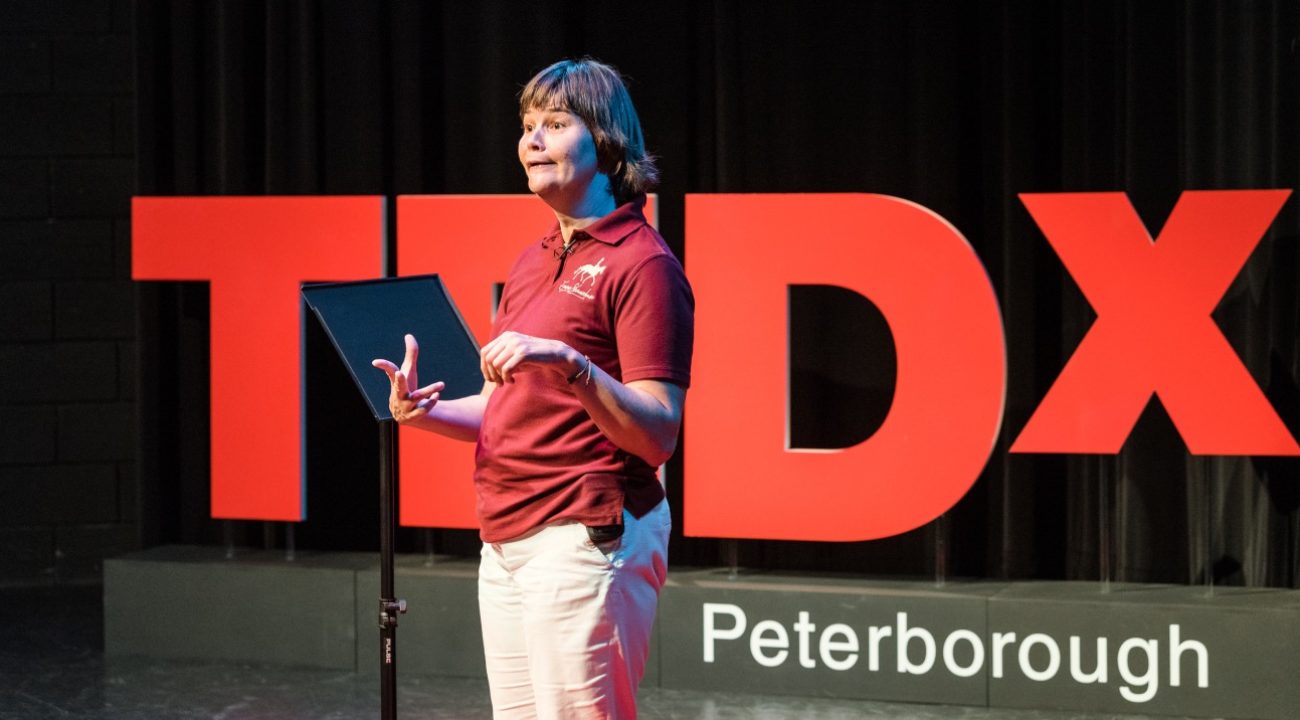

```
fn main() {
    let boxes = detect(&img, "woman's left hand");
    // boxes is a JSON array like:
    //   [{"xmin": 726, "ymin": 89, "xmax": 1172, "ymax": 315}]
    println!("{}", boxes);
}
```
[{"xmin": 480, "ymin": 331, "xmax": 577, "ymax": 384}]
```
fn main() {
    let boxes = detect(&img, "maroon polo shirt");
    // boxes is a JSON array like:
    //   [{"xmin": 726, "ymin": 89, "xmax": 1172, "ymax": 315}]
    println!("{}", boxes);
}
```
[{"xmin": 474, "ymin": 196, "xmax": 694, "ymax": 543}]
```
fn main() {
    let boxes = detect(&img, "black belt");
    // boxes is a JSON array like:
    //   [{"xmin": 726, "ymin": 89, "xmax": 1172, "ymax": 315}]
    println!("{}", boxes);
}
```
[{"xmin": 586, "ymin": 523, "xmax": 624, "ymax": 543}]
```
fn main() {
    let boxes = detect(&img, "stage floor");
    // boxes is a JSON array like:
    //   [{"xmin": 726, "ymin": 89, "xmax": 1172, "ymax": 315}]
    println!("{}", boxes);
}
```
[{"xmin": 2, "ymin": 584, "xmax": 1196, "ymax": 720}]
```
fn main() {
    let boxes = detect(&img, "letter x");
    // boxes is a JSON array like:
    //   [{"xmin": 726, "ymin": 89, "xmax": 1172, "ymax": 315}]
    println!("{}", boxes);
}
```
[{"xmin": 1012, "ymin": 190, "xmax": 1299, "ymax": 455}]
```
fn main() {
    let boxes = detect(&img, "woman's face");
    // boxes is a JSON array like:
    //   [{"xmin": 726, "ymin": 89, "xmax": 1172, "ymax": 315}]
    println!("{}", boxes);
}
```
[{"xmin": 518, "ymin": 106, "xmax": 602, "ymax": 203}]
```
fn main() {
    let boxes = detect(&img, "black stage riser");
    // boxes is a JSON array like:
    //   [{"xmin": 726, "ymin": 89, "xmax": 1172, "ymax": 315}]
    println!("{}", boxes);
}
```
[{"xmin": 106, "ymin": 547, "xmax": 1298, "ymax": 720}]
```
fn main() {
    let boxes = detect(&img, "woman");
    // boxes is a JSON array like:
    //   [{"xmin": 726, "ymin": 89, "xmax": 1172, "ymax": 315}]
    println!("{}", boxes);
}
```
[{"xmin": 372, "ymin": 58, "xmax": 693, "ymax": 719}]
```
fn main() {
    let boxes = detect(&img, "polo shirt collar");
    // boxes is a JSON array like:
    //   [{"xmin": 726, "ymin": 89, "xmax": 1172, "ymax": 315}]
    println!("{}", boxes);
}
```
[{"xmin": 539, "ymin": 195, "xmax": 648, "ymax": 251}]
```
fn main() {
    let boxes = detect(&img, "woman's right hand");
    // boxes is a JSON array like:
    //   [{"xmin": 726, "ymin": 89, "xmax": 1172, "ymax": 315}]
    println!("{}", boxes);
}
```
[{"xmin": 371, "ymin": 334, "xmax": 446, "ymax": 424}]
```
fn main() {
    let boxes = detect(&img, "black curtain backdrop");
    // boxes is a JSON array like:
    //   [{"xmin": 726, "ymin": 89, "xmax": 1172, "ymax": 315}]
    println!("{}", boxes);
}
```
[{"xmin": 134, "ymin": 0, "xmax": 1300, "ymax": 587}]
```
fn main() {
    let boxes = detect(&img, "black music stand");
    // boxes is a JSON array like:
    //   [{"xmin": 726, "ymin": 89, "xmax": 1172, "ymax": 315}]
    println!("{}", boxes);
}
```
[{"xmin": 302, "ymin": 275, "xmax": 481, "ymax": 720}]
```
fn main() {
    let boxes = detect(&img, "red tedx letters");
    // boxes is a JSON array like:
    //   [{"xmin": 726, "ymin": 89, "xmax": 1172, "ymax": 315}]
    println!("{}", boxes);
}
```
[{"xmin": 131, "ymin": 191, "xmax": 1299, "ymax": 538}]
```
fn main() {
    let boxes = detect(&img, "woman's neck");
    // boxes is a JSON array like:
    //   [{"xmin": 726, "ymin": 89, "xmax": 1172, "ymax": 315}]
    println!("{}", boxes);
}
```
[{"xmin": 549, "ymin": 175, "xmax": 618, "ymax": 244}]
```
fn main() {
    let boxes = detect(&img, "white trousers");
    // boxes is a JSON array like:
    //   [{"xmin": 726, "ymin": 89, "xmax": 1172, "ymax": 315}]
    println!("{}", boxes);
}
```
[{"xmin": 478, "ymin": 499, "xmax": 670, "ymax": 720}]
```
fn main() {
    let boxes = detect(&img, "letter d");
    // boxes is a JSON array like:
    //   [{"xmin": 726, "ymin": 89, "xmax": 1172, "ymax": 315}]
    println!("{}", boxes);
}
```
[{"xmin": 684, "ymin": 194, "xmax": 1005, "ymax": 541}]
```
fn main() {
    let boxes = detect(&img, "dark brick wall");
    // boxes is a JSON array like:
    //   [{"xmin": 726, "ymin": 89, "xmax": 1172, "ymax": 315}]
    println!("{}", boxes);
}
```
[{"xmin": 0, "ymin": 0, "xmax": 138, "ymax": 585}]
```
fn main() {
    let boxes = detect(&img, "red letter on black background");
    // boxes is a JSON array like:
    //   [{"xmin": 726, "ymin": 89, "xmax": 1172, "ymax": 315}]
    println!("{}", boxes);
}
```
[
  {"xmin": 1012, "ymin": 190, "xmax": 1299, "ymax": 456},
  {"xmin": 133, "ymin": 197, "xmax": 384, "ymax": 520},
  {"xmin": 684, "ymin": 194, "xmax": 1006, "ymax": 541}
]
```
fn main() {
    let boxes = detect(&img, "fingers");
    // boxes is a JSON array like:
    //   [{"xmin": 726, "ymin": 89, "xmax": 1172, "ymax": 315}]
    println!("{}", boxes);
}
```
[
  {"xmin": 480, "ymin": 338, "xmax": 503, "ymax": 384},
  {"xmin": 413, "ymin": 392, "xmax": 441, "ymax": 414},
  {"xmin": 409, "ymin": 381, "xmax": 445, "ymax": 401},
  {"xmin": 373, "ymin": 358, "xmax": 409, "ymax": 400},
  {"xmin": 482, "ymin": 332, "xmax": 525, "ymax": 384},
  {"xmin": 401, "ymin": 334, "xmax": 419, "ymax": 373},
  {"xmin": 386, "ymin": 371, "xmax": 425, "ymax": 422},
  {"xmin": 479, "ymin": 332, "xmax": 559, "ymax": 384},
  {"xmin": 382, "ymin": 369, "xmax": 411, "ymax": 409},
  {"xmin": 377, "ymin": 337, "xmax": 440, "ymax": 424},
  {"xmin": 373, "ymin": 358, "xmax": 413, "ymax": 393},
  {"xmin": 479, "ymin": 343, "xmax": 522, "ymax": 384},
  {"xmin": 499, "ymin": 352, "xmax": 524, "ymax": 384},
  {"xmin": 485, "ymin": 347, "xmax": 514, "ymax": 384},
  {"xmin": 479, "ymin": 349, "xmax": 492, "ymax": 383},
  {"xmin": 400, "ymin": 392, "xmax": 436, "ymax": 418},
  {"xmin": 401, "ymin": 334, "xmax": 420, "ymax": 388}
]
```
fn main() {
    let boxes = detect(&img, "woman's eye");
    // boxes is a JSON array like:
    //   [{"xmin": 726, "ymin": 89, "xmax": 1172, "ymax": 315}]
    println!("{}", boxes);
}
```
[{"xmin": 550, "ymin": 121, "xmax": 565, "ymax": 130}]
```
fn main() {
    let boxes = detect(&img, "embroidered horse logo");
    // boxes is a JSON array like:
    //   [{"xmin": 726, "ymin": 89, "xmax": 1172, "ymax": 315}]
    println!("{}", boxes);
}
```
[
  {"xmin": 574, "ymin": 258, "xmax": 607, "ymax": 285},
  {"xmin": 561, "ymin": 257, "xmax": 607, "ymax": 299}
]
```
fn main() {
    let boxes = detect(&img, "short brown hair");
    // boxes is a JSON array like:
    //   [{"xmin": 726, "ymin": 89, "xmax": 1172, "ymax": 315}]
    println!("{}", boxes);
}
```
[{"xmin": 519, "ymin": 58, "xmax": 659, "ymax": 205}]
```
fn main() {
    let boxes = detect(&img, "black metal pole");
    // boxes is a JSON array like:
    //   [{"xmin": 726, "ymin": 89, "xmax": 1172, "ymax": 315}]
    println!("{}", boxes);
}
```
[
  {"xmin": 1100, "ymin": 455, "xmax": 1112, "ymax": 594},
  {"xmin": 378, "ymin": 419, "xmax": 405, "ymax": 720},
  {"xmin": 932, "ymin": 512, "xmax": 948, "ymax": 588}
]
